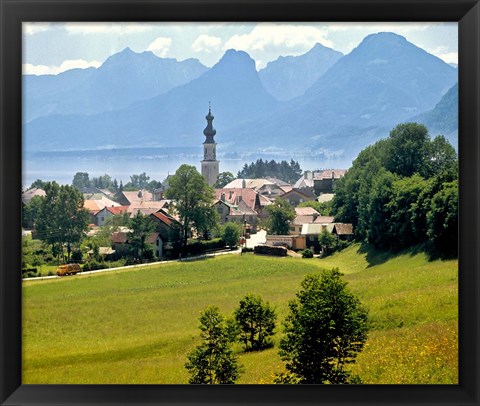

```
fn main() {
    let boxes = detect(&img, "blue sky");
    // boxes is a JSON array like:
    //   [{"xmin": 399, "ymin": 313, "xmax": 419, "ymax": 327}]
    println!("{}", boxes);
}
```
[{"xmin": 23, "ymin": 22, "xmax": 458, "ymax": 75}]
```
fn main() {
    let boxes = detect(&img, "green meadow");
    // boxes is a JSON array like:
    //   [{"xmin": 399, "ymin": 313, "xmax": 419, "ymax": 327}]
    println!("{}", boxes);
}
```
[{"xmin": 22, "ymin": 244, "xmax": 458, "ymax": 384}]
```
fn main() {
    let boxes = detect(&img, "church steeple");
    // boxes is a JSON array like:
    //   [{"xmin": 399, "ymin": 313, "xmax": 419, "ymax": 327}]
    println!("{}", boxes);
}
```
[
  {"xmin": 201, "ymin": 102, "xmax": 220, "ymax": 187},
  {"xmin": 203, "ymin": 102, "xmax": 217, "ymax": 144}
]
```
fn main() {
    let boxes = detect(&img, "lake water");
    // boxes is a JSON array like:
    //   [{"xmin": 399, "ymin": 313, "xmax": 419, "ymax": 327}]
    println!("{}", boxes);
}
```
[{"xmin": 22, "ymin": 148, "xmax": 352, "ymax": 188}]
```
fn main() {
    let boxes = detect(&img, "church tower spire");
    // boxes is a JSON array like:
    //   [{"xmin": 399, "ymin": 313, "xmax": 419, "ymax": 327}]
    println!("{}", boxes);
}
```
[{"xmin": 201, "ymin": 103, "xmax": 220, "ymax": 187}]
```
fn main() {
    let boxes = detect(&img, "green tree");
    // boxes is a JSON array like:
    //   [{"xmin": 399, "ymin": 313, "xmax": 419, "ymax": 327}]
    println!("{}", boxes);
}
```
[
  {"xmin": 164, "ymin": 165, "xmax": 216, "ymax": 249},
  {"xmin": 35, "ymin": 182, "xmax": 90, "ymax": 263},
  {"xmin": 194, "ymin": 205, "xmax": 219, "ymax": 240},
  {"xmin": 22, "ymin": 195, "xmax": 43, "ymax": 229},
  {"xmin": 29, "ymin": 179, "xmax": 47, "ymax": 189},
  {"xmin": 279, "ymin": 269, "xmax": 368, "ymax": 384},
  {"xmin": 385, "ymin": 174, "xmax": 428, "ymax": 249},
  {"xmin": 125, "ymin": 172, "xmax": 150, "ymax": 189},
  {"xmin": 185, "ymin": 306, "xmax": 242, "ymax": 384},
  {"xmin": 424, "ymin": 135, "xmax": 458, "ymax": 178},
  {"xmin": 222, "ymin": 222, "xmax": 242, "ymax": 248},
  {"xmin": 234, "ymin": 294, "xmax": 276, "ymax": 352},
  {"xmin": 427, "ymin": 180, "xmax": 458, "ymax": 257},
  {"xmin": 72, "ymin": 172, "xmax": 91, "ymax": 189},
  {"xmin": 265, "ymin": 198, "xmax": 295, "ymax": 235},
  {"xmin": 384, "ymin": 122, "xmax": 430, "ymax": 177},
  {"xmin": 362, "ymin": 169, "xmax": 397, "ymax": 249},
  {"xmin": 215, "ymin": 172, "xmax": 235, "ymax": 188},
  {"xmin": 91, "ymin": 174, "xmax": 112, "ymax": 189},
  {"xmin": 318, "ymin": 229, "xmax": 336, "ymax": 256},
  {"xmin": 128, "ymin": 212, "xmax": 155, "ymax": 259}
]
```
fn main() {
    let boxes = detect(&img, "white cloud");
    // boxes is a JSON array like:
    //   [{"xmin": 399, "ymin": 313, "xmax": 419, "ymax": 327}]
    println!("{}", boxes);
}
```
[
  {"xmin": 147, "ymin": 37, "xmax": 172, "ymax": 57},
  {"xmin": 64, "ymin": 23, "xmax": 152, "ymax": 35},
  {"xmin": 23, "ymin": 59, "xmax": 101, "ymax": 75},
  {"xmin": 192, "ymin": 35, "xmax": 222, "ymax": 53},
  {"xmin": 23, "ymin": 23, "xmax": 52, "ymax": 36},
  {"xmin": 436, "ymin": 52, "xmax": 458, "ymax": 65},
  {"xmin": 224, "ymin": 23, "xmax": 332, "ymax": 56}
]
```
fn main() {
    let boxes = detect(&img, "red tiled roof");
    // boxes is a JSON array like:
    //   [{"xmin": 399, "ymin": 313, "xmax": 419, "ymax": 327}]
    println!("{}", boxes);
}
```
[
  {"xmin": 215, "ymin": 188, "xmax": 258, "ymax": 211},
  {"xmin": 151, "ymin": 211, "xmax": 177, "ymax": 226},
  {"xmin": 106, "ymin": 206, "xmax": 129, "ymax": 215}
]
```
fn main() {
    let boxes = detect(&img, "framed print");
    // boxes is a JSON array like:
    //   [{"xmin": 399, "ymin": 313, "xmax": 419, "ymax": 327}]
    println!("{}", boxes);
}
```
[{"xmin": 1, "ymin": 0, "xmax": 479, "ymax": 405}]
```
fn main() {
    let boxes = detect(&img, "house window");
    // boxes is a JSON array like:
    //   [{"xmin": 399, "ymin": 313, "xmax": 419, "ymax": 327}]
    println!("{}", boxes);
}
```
[
  {"xmin": 100, "ymin": 216, "xmax": 105, "ymax": 222},
  {"xmin": 290, "ymin": 227, "xmax": 295, "ymax": 232},
  {"xmin": 156, "ymin": 239, "xmax": 159, "ymax": 246}
]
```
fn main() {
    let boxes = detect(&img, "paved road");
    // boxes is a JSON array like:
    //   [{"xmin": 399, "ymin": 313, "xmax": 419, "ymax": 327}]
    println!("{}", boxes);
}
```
[
  {"xmin": 22, "ymin": 248, "xmax": 242, "ymax": 282},
  {"xmin": 245, "ymin": 229, "xmax": 266, "ymax": 248}
]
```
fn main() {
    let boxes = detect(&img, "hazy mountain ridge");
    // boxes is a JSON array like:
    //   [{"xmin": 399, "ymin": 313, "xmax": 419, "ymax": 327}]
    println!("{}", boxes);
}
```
[
  {"xmin": 221, "ymin": 32, "xmax": 457, "ymax": 159},
  {"xmin": 24, "ymin": 33, "xmax": 458, "ymax": 165},
  {"xmin": 24, "ymin": 49, "xmax": 281, "ymax": 152},
  {"xmin": 412, "ymin": 82, "xmax": 458, "ymax": 146},
  {"xmin": 24, "ymin": 47, "xmax": 208, "ymax": 122},
  {"xmin": 258, "ymin": 43, "xmax": 344, "ymax": 101}
]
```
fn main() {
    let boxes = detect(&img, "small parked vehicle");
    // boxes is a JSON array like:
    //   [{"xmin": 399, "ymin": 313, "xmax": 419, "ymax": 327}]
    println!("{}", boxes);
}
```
[{"xmin": 56, "ymin": 263, "xmax": 81, "ymax": 276}]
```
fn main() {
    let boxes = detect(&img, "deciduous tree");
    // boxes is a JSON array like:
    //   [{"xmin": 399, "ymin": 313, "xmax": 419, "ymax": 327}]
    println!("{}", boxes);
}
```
[
  {"xmin": 279, "ymin": 269, "xmax": 368, "ymax": 384},
  {"xmin": 265, "ymin": 198, "xmax": 295, "ymax": 235},
  {"xmin": 234, "ymin": 294, "xmax": 276, "ymax": 351},
  {"xmin": 35, "ymin": 182, "xmax": 90, "ymax": 263},
  {"xmin": 185, "ymin": 306, "xmax": 242, "ymax": 384},
  {"xmin": 164, "ymin": 165, "xmax": 216, "ymax": 249}
]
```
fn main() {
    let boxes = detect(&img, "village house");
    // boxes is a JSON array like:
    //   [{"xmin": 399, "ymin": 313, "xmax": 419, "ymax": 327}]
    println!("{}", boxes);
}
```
[
  {"xmin": 83, "ymin": 197, "xmax": 121, "ymax": 225},
  {"xmin": 149, "ymin": 209, "xmax": 181, "ymax": 247},
  {"xmin": 222, "ymin": 178, "xmax": 289, "ymax": 199},
  {"xmin": 115, "ymin": 189, "xmax": 155, "ymax": 206},
  {"xmin": 332, "ymin": 223, "xmax": 354, "ymax": 240},
  {"xmin": 213, "ymin": 197, "xmax": 259, "ymax": 234},
  {"xmin": 22, "ymin": 187, "xmax": 46, "ymax": 204},
  {"xmin": 111, "ymin": 231, "xmax": 164, "ymax": 258},
  {"xmin": 288, "ymin": 207, "xmax": 321, "ymax": 235},
  {"xmin": 95, "ymin": 205, "xmax": 129, "ymax": 227},
  {"xmin": 215, "ymin": 188, "xmax": 262, "ymax": 215},
  {"xmin": 127, "ymin": 200, "xmax": 170, "ymax": 217},
  {"xmin": 294, "ymin": 169, "xmax": 347, "ymax": 195},
  {"xmin": 280, "ymin": 188, "xmax": 317, "ymax": 207}
]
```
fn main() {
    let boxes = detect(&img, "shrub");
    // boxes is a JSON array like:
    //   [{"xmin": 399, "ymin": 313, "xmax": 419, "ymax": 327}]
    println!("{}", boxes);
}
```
[
  {"xmin": 254, "ymin": 245, "xmax": 287, "ymax": 257},
  {"xmin": 302, "ymin": 249, "xmax": 313, "ymax": 258},
  {"xmin": 83, "ymin": 261, "xmax": 106, "ymax": 271},
  {"xmin": 234, "ymin": 294, "xmax": 277, "ymax": 352},
  {"xmin": 222, "ymin": 222, "xmax": 243, "ymax": 248},
  {"xmin": 71, "ymin": 250, "xmax": 83, "ymax": 262}
]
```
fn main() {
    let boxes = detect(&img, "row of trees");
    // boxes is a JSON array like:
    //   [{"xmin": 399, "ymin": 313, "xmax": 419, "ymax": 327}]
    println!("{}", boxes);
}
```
[
  {"xmin": 333, "ymin": 123, "xmax": 458, "ymax": 257},
  {"xmin": 186, "ymin": 269, "xmax": 368, "ymax": 384},
  {"xmin": 71, "ymin": 171, "xmax": 163, "ymax": 193},
  {"xmin": 237, "ymin": 159, "xmax": 302, "ymax": 183}
]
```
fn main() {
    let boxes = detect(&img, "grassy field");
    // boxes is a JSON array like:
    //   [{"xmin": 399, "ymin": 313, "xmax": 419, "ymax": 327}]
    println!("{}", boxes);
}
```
[{"xmin": 22, "ymin": 244, "xmax": 458, "ymax": 384}]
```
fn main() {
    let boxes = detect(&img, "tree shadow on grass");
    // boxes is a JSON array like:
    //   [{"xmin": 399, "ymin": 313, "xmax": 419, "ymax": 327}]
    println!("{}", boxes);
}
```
[
  {"xmin": 356, "ymin": 242, "xmax": 426, "ymax": 268},
  {"xmin": 356, "ymin": 241, "xmax": 451, "ymax": 268}
]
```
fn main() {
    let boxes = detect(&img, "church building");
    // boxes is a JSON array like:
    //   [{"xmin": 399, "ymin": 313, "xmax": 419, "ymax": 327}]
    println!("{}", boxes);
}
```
[{"xmin": 201, "ymin": 105, "xmax": 219, "ymax": 187}]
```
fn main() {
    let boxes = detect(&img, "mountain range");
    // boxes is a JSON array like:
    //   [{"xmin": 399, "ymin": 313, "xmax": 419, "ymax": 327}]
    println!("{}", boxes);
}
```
[
  {"xmin": 258, "ymin": 43, "xmax": 344, "ymax": 101},
  {"xmin": 24, "ymin": 48, "xmax": 208, "ymax": 122},
  {"xmin": 24, "ymin": 32, "xmax": 458, "ymax": 165}
]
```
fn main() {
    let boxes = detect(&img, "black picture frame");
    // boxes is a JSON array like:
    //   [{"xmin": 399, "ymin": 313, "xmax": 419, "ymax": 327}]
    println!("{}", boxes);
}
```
[{"xmin": 1, "ymin": 0, "xmax": 479, "ymax": 405}]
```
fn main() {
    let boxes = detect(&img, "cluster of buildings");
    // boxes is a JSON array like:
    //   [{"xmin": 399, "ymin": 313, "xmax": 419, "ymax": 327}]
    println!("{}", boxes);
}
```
[{"xmin": 22, "ymin": 106, "xmax": 353, "ymax": 259}]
